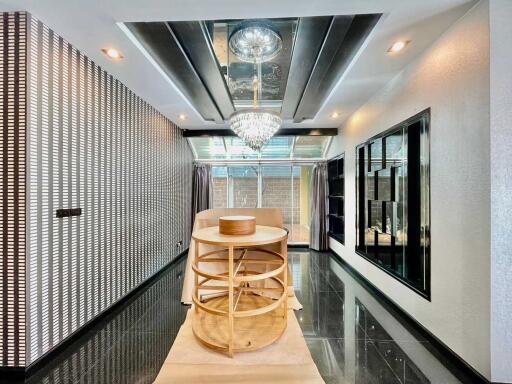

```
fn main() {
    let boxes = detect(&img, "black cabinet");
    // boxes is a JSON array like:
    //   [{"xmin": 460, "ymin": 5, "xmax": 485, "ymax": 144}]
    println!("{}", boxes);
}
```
[{"xmin": 327, "ymin": 155, "xmax": 345, "ymax": 244}]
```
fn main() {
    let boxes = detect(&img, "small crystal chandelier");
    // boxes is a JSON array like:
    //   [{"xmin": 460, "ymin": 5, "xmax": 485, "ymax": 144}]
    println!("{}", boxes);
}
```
[{"xmin": 228, "ymin": 21, "xmax": 283, "ymax": 151}]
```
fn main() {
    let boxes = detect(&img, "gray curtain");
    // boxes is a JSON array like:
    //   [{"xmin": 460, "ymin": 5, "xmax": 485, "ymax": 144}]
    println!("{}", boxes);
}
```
[
  {"xmin": 192, "ymin": 164, "xmax": 213, "ymax": 225},
  {"xmin": 310, "ymin": 162, "xmax": 329, "ymax": 251}
]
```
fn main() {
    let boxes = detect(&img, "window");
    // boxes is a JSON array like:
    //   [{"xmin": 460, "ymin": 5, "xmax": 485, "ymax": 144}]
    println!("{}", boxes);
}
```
[
  {"xmin": 355, "ymin": 110, "xmax": 430, "ymax": 298},
  {"xmin": 261, "ymin": 166, "xmax": 293, "ymax": 220},
  {"xmin": 229, "ymin": 166, "xmax": 258, "ymax": 208},
  {"xmin": 189, "ymin": 137, "xmax": 227, "ymax": 159},
  {"xmin": 188, "ymin": 135, "xmax": 330, "ymax": 160},
  {"xmin": 293, "ymin": 136, "xmax": 330, "ymax": 158},
  {"xmin": 211, "ymin": 164, "xmax": 312, "ymax": 244},
  {"xmin": 191, "ymin": 134, "xmax": 330, "ymax": 245},
  {"xmin": 212, "ymin": 167, "xmax": 228, "ymax": 208}
]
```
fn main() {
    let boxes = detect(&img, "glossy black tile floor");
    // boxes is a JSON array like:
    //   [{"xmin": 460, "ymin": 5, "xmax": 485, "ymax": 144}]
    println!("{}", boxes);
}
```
[{"xmin": 10, "ymin": 249, "xmax": 472, "ymax": 384}]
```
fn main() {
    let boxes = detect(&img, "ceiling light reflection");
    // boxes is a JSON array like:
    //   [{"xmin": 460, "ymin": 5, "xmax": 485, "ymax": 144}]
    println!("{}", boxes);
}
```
[
  {"xmin": 102, "ymin": 47, "xmax": 123, "ymax": 60},
  {"xmin": 388, "ymin": 40, "xmax": 409, "ymax": 53}
]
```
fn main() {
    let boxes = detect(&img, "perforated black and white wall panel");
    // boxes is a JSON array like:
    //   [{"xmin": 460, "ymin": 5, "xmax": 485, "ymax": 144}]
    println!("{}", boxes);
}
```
[
  {"xmin": 0, "ymin": 11, "xmax": 27, "ymax": 367},
  {"xmin": 24, "ymin": 14, "xmax": 193, "ymax": 365},
  {"xmin": 0, "ymin": 11, "xmax": 193, "ymax": 367}
]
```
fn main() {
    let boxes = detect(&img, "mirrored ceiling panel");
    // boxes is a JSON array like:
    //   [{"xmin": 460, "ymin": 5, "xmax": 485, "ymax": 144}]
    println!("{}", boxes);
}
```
[
  {"xmin": 206, "ymin": 19, "xmax": 297, "ymax": 110},
  {"xmin": 125, "ymin": 14, "xmax": 380, "ymax": 124}
]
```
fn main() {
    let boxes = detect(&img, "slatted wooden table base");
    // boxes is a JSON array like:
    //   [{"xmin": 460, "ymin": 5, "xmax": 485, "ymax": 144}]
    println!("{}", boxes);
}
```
[{"xmin": 192, "ymin": 225, "xmax": 288, "ymax": 357}]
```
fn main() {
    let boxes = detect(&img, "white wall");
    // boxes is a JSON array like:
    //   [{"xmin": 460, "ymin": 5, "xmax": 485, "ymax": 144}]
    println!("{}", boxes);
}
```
[
  {"xmin": 489, "ymin": 0, "xmax": 512, "ymax": 382},
  {"xmin": 328, "ymin": 1, "xmax": 491, "ymax": 379}
]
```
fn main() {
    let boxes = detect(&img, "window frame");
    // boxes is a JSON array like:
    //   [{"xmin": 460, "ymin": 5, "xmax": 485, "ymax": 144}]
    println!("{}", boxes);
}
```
[{"xmin": 210, "ymin": 161, "xmax": 316, "ymax": 245}]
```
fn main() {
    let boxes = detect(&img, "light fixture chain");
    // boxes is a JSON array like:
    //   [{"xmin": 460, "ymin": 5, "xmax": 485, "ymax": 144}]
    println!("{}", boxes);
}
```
[
  {"xmin": 228, "ymin": 20, "xmax": 283, "ymax": 151},
  {"xmin": 252, "ymin": 60, "xmax": 258, "ymax": 109}
]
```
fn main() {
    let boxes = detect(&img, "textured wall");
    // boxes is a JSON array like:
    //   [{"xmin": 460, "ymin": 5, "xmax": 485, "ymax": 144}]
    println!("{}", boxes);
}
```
[
  {"xmin": 489, "ymin": 1, "xmax": 512, "ymax": 382},
  {"xmin": 328, "ymin": 1, "xmax": 491, "ymax": 379},
  {"xmin": 0, "ymin": 11, "xmax": 27, "ymax": 367},
  {"xmin": 0, "ymin": 11, "xmax": 193, "ymax": 367}
]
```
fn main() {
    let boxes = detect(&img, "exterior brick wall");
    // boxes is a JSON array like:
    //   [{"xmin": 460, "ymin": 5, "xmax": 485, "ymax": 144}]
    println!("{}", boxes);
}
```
[
  {"xmin": 262, "ymin": 177, "xmax": 300, "ymax": 224},
  {"xmin": 233, "ymin": 178, "xmax": 258, "ymax": 208},
  {"xmin": 212, "ymin": 176, "xmax": 300, "ymax": 224},
  {"xmin": 213, "ymin": 178, "xmax": 227, "ymax": 208}
]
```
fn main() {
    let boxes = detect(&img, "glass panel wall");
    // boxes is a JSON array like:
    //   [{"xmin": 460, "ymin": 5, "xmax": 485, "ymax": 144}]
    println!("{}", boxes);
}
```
[
  {"xmin": 212, "ymin": 167, "xmax": 228, "ymax": 208},
  {"xmin": 229, "ymin": 166, "xmax": 259, "ymax": 208},
  {"xmin": 211, "ymin": 164, "xmax": 312, "ymax": 244},
  {"xmin": 260, "ymin": 137, "xmax": 293, "ymax": 158},
  {"xmin": 188, "ymin": 135, "xmax": 329, "ymax": 161},
  {"xmin": 224, "ymin": 137, "xmax": 258, "ymax": 160},
  {"xmin": 261, "ymin": 166, "xmax": 293, "ymax": 218},
  {"xmin": 190, "ymin": 137, "xmax": 227, "ymax": 159},
  {"xmin": 294, "ymin": 165, "xmax": 312, "ymax": 244},
  {"xmin": 293, "ymin": 136, "xmax": 330, "ymax": 158}
]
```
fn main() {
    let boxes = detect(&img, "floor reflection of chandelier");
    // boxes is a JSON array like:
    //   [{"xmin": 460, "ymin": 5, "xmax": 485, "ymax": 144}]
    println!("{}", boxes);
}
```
[{"xmin": 228, "ymin": 21, "xmax": 283, "ymax": 151}]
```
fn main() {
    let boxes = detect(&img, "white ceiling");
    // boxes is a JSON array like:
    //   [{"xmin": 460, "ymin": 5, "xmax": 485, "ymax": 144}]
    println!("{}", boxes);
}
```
[{"xmin": 0, "ymin": 0, "xmax": 476, "ymax": 130}]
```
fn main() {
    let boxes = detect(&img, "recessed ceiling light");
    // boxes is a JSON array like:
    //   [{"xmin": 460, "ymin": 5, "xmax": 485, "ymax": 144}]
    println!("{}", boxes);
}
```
[
  {"xmin": 102, "ymin": 47, "xmax": 124, "ymax": 60},
  {"xmin": 388, "ymin": 40, "xmax": 409, "ymax": 53},
  {"xmin": 179, "ymin": 114, "xmax": 187, "ymax": 120},
  {"xmin": 331, "ymin": 112, "xmax": 340, "ymax": 119}
]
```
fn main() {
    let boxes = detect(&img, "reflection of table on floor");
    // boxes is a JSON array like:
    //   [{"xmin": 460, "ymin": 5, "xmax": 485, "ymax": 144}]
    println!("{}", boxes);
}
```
[{"xmin": 191, "ymin": 225, "xmax": 288, "ymax": 357}]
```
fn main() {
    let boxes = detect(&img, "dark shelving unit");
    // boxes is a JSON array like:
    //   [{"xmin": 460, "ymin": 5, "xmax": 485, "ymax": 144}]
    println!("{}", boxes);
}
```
[{"xmin": 327, "ymin": 154, "xmax": 345, "ymax": 244}]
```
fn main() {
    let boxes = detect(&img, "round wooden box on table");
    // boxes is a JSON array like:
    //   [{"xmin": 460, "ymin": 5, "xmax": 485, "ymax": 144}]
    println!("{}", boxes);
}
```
[
  {"xmin": 191, "ymin": 225, "xmax": 288, "ymax": 357},
  {"xmin": 219, "ymin": 215, "xmax": 256, "ymax": 235}
]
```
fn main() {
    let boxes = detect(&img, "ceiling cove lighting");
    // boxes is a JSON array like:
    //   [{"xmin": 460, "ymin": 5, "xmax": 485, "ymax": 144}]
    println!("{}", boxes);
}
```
[
  {"xmin": 102, "ymin": 47, "xmax": 124, "ymax": 60},
  {"xmin": 228, "ymin": 20, "xmax": 283, "ymax": 151},
  {"xmin": 388, "ymin": 40, "xmax": 410, "ymax": 53},
  {"xmin": 117, "ymin": 22, "xmax": 205, "ymax": 121}
]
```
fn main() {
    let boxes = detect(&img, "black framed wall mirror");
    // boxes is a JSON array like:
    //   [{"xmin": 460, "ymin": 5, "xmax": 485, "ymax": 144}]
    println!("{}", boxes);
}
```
[{"xmin": 355, "ymin": 109, "xmax": 430, "ymax": 298}]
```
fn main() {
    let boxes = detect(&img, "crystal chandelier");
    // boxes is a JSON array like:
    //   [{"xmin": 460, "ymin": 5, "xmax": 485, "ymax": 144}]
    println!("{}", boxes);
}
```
[
  {"xmin": 228, "ymin": 21, "xmax": 283, "ymax": 151},
  {"xmin": 229, "ymin": 107, "xmax": 282, "ymax": 151}
]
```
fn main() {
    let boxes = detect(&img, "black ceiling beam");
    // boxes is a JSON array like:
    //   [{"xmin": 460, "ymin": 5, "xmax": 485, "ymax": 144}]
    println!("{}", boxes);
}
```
[
  {"xmin": 182, "ymin": 128, "xmax": 338, "ymax": 137},
  {"xmin": 124, "ymin": 22, "xmax": 224, "ymax": 123},
  {"xmin": 281, "ymin": 16, "xmax": 332, "ymax": 119},
  {"xmin": 168, "ymin": 21, "xmax": 235, "ymax": 120},
  {"xmin": 293, "ymin": 14, "xmax": 381, "ymax": 123}
]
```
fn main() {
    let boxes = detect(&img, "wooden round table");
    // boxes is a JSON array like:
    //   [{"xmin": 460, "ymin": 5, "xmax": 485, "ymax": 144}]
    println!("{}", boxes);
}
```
[{"xmin": 191, "ymin": 225, "xmax": 288, "ymax": 357}]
